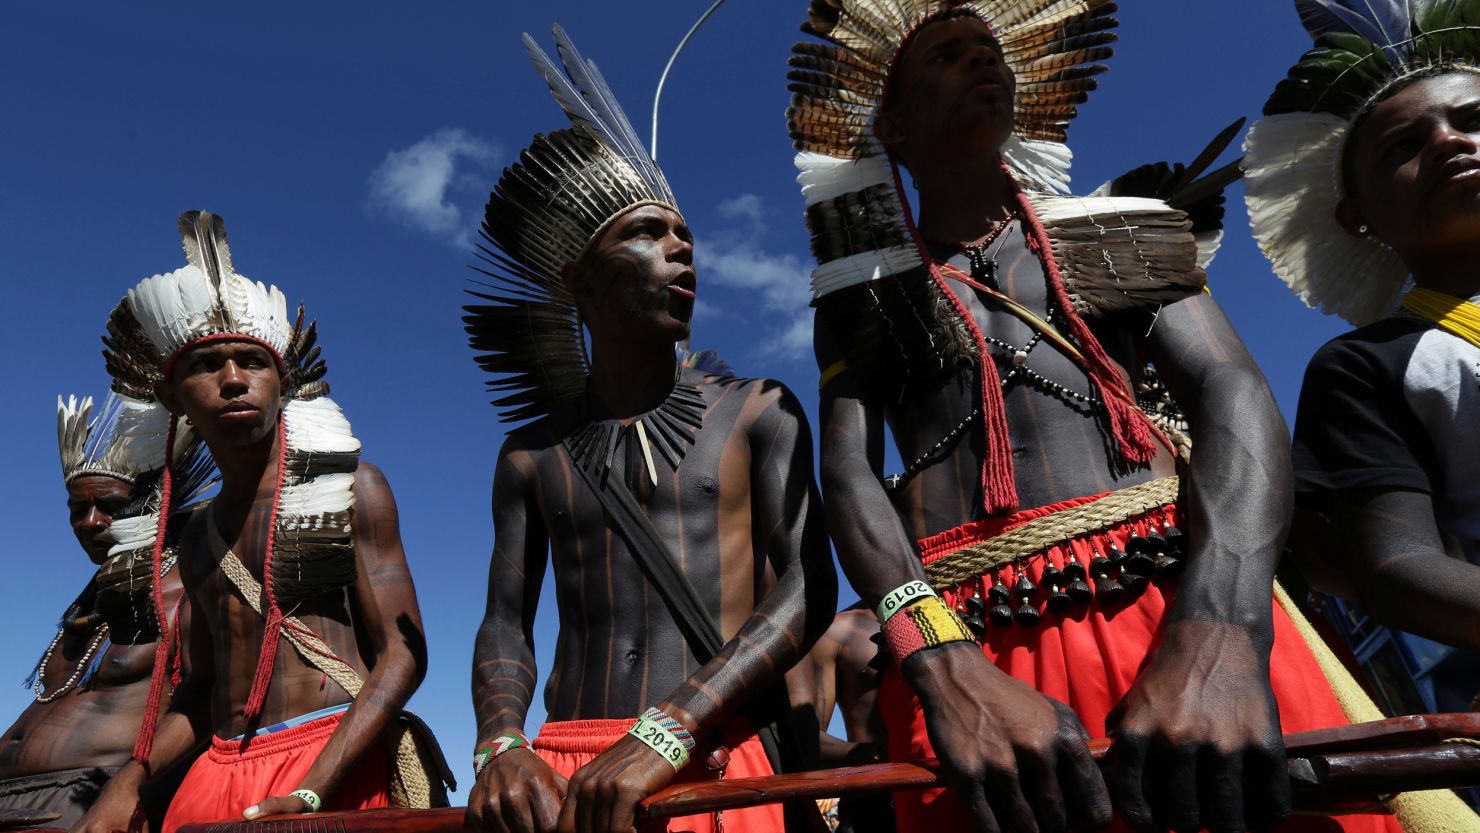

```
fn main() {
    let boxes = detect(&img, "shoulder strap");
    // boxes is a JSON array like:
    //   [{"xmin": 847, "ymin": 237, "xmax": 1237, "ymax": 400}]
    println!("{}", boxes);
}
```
[
  {"xmin": 206, "ymin": 512, "xmax": 365, "ymax": 697},
  {"xmin": 562, "ymin": 443, "xmax": 802, "ymax": 779},
  {"xmin": 564, "ymin": 447, "xmax": 724, "ymax": 660}
]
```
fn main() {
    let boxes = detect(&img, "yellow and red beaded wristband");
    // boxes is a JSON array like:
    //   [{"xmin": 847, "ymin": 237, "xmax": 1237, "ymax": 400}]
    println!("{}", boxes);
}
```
[{"xmin": 881, "ymin": 596, "xmax": 975, "ymax": 665}]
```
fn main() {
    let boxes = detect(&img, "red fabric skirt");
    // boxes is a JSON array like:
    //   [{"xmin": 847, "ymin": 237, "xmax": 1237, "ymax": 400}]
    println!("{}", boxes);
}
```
[
  {"xmin": 883, "ymin": 493, "xmax": 1400, "ymax": 833},
  {"xmin": 161, "ymin": 711, "xmax": 391, "ymax": 833},
  {"xmin": 534, "ymin": 717, "xmax": 783, "ymax": 833}
]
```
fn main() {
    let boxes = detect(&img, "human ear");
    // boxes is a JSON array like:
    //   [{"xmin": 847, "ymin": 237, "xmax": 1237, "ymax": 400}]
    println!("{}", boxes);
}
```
[
  {"xmin": 1335, "ymin": 196, "xmax": 1370, "ymax": 239},
  {"xmin": 874, "ymin": 108, "xmax": 907, "ymax": 152},
  {"xmin": 153, "ymin": 380, "xmax": 182, "ymax": 416}
]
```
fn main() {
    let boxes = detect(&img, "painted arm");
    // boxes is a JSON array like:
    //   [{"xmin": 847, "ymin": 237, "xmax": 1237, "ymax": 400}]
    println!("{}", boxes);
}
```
[
  {"xmin": 246, "ymin": 462, "xmax": 429, "ymax": 818},
  {"xmin": 466, "ymin": 441, "xmax": 566, "ymax": 833},
  {"xmin": 74, "ymin": 558, "xmax": 215, "ymax": 833},
  {"xmin": 813, "ymin": 316, "xmax": 1111, "ymax": 833},
  {"xmin": 559, "ymin": 381, "xmax": 838, "ymax": 833},
  {"xmin": 1113, "ymin": 291, "xmax": 1292, "ymax": 832}
]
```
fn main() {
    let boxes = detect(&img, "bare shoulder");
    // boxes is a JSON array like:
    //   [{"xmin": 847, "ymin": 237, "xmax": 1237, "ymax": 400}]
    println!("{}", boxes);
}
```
[{"xmin": 699, "ymin": 373, "xmax": 808, "ymax": 432}]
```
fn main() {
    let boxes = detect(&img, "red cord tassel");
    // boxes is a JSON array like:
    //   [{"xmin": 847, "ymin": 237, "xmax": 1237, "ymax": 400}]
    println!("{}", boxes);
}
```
[
  {"xmin": 241, "ymin": 416, "xmax": 289, "ymax": 721},
  {"xmin": 1007, "ymin": 167, "xmax": 1159, "ymax": 466},
  {"xmin": 890, "ymin": 158, "xmax": 1020, "ymax": 514},
  {"xmin": 132, "ymin": 416, "xmax": 178, "ymax": 766}
]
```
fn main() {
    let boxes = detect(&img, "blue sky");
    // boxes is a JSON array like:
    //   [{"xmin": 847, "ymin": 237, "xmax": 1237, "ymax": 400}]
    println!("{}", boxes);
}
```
[{"xmin": 0, "ymin": 2, "xmax": 1340, "ymax": 803}]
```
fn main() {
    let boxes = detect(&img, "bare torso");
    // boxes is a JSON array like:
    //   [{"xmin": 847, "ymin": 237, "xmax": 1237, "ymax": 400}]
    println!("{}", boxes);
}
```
[
  {"xmin": 180, "ymin": 500, "xmax": 368, "ymax": 738},
  {"xmin": 506, "ymin": 369, "xmax": 779, "ymax": 721},
  {"xmin": 887, "ymin": 229, "xmax": 1176, "ymax": 537},
  {"xmin": 0, "ymin": 572, "xmax": 184, "ymax": 778}
]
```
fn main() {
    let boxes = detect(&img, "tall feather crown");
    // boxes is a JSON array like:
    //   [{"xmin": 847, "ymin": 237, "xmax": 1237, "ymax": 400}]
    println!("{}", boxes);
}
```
[
  {"xmin": 1244, "ymin": 0, "xmax": 1480, "ymax": 326},
  {"xmin": 465, "ymin": 26, "xmax": 681, "ymax": 423}
]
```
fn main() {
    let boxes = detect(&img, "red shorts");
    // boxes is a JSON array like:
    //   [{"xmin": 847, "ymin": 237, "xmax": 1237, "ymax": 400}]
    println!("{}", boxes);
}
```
[
  {"xmin": 533, "ymin": 718, "xmax": 783, "ymax": 833},
  {"xmin": 884, "ymin": 494, "xmax": 1401, "ymax": 833},
  {"xmin": 161, "ymin": 712, "xmax": 391, "ymax": 833}
]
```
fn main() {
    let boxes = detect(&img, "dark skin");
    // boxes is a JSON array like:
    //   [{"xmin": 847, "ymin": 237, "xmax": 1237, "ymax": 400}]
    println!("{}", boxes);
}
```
[
  {"xmin": 467, "ymin": 205, "xmax": 836, "ymax": 833},
  {"xmin": 819, "ymin": 16, "xmax": 1292, "ymax": 833},
  {"xmin": 73, "ymin": 340, "xmax": 428, "ymax": 832},
  {"xmin": 784, "ymin": 608, "xmax": 885, "ymax": 768},
  {"xmin": 0, "ymin": 476, "xmax": 186, "ymax": 780},
  {"xmin": 1293, "ymin": 72, "xmax": 1480, "ymax": 649}
]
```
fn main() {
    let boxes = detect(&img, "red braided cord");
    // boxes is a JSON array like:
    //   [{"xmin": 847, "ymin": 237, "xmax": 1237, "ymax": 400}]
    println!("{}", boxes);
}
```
[
  {"xmin": 241, "ymin": 415, "xmax": 288, "ymax": 720},
  {"xmin": 889, "ymin": 157, "xmax": 1019, "ymax": 514},
  {"xmin": 168, "ymin": 596, "xmax": 185, "ymax": 688},
  {"xmin": 131, "ymin": 415, "xmax": 177, "ymax": 765},
  {"xmin": 1006, "ymin": 165, "xmax": 1158, "ymax": 465}
]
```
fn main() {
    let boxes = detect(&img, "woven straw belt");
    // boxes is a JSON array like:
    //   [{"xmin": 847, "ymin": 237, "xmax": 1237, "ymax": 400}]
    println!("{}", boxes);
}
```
[{"xmin": 924, "ymin": 476, "xmax": 1182, "ymax": 590}]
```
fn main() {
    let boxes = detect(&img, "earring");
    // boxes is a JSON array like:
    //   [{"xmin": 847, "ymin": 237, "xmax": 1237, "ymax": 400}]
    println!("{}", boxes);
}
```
[{"xmin": 1358, "ymin": 224, "xmax": 1369, "ymax": 234}]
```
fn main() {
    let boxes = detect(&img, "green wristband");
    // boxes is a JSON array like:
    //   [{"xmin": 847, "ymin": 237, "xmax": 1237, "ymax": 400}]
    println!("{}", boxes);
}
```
[
  {"xmin": 629, "ymin": 716, "xmax": 690, "ymax": 771},
  {"xmin": 290, "ymin": 789, "xmax": 321, "ymax": 812}
]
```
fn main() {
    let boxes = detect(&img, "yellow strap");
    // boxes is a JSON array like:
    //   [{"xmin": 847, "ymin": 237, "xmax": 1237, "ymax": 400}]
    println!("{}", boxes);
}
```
[
  {"xmin": 819, "ymin": 359, "xmax": 849, "ymax": 391},
  {"xmin": 1403, "ymin": 287, "xmax": 1480, "ymax": 351},
  {"xmin": 1274, "ymin": 583, "xmax": 1480, "ymax": 831}
]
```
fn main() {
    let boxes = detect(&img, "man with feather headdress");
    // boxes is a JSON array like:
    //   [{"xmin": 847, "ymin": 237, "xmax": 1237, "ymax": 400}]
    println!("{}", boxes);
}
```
[
  {"xmin": 0, "ymin": 393, "xmax": 209, "ymax": 829},
  {"xmin": 464, "ymin": 28, "xmax": 836, "ymax": 833},
  {"xmin": 73, "ymin": 211, "xmax": 450, "ymax": 833},
  {"xmin": 789, "ymin": 1, "xmax": 1400, "ymax": 831}
]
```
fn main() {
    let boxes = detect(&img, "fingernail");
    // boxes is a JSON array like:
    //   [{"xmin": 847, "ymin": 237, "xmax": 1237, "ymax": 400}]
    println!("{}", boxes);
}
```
[{"xmin": 244, "ymin": 806, "xmax": 260, "ymax": 819}]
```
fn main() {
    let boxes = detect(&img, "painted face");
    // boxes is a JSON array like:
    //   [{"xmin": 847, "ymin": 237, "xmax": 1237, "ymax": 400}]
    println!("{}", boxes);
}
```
[
  {"xmin": 161, "ymin": 340, "xmax": 284, "ymax": 450},
  {"xmin": 574, "ymin": 204, "xmax": 696, "ymax": 345},
  {"xmin": 879, "ymin": 15, "xmax": 1015, "ymax": 164},
  {"xmin": 1344, "ymin": 72, "xmax": 1480, "ymax": 259},
  {"xmin": 66, "ymin": 474, "xmax": 132, "ymax": 564}
]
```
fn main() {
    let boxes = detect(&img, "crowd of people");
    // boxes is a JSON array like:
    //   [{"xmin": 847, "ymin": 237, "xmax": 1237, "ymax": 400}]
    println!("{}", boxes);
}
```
[{"xmin": 5, "ymin": 1, "xmax": 1480, "ymax": 831}]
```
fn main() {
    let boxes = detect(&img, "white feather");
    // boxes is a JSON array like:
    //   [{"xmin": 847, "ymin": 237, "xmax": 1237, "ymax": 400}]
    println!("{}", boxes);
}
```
[
  {"xmin": 1244, "ymin": 112, "xmax": 1409, "ymax": 327},
  {"xmin": 284, "ymin": 397, "xmax": 361, "ymax": 455},
  {"xmin": 811, "ymin": 245, "xmax": 923, "ymax": 299},
  {"xmin": 795, "ymin": 153, "xmax": 896, "ymax": 206}
]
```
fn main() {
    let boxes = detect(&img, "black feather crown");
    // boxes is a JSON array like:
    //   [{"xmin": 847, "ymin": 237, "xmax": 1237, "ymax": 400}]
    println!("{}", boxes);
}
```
[{"xmin": 464, "ymin": 26, "xmax": 681, "ymax": 424}]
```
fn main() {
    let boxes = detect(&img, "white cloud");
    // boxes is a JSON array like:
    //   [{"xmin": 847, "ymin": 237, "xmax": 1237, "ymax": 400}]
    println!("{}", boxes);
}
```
[
  {"xmin": 368, "ymin": 128, "xmax": 498, "ymax": 247},
  {"xmin": 696, "ymin": 193, "xmax": 814, "ymax": 362}
]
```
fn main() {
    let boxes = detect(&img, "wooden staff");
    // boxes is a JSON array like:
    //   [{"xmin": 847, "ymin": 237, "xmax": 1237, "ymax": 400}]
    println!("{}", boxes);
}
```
[{"xmin": 144, "ymin": 713, "xmax": 1480, "ymax": 833}]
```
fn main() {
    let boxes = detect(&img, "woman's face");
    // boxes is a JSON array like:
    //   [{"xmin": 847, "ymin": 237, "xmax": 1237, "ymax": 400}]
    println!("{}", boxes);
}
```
[{"xmin": 1341, "ymin": 72, "xmax": 1480, "ymax": 260}]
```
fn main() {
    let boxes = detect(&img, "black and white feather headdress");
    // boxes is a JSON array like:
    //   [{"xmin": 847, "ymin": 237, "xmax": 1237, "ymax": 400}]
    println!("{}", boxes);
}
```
[{"xmin": 465, "ymin": 26, "xmax": 682, "ymax": 423}]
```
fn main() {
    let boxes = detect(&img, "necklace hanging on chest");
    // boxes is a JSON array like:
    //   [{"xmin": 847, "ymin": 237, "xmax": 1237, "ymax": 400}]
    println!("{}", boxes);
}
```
[
  {"xmin": 566, "ymin": 381, "xmax": 707, "ymax": 488},
  {"xmin": 960, "ymin": 214, "xmax": 1017, "ymax": 291}
]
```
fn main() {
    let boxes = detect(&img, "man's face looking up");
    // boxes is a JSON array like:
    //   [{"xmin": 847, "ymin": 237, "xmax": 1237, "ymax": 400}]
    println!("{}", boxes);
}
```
[
  {"xmin": 67, "ymin": 474, "xmax": 132, "ymax": 565},
  {"xmin": 156, "ymin": 340, "xmax": 286, "ymax": 450},
  {"xmin": 566, "ymin": 203, "xmax": 697, "ymax": 347},
  {"xmin": 876, "ymin": 15, "xmax": 1016, "ymax": 169}
]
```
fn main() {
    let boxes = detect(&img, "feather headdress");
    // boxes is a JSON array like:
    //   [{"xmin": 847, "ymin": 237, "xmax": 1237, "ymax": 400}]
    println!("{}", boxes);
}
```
[
  {"xmin": 105, "ymin": 211, "xmax": 359, "ymax": 760},
  {"xmin": 59, "ymin": 390, "xmax": 217, "ymax": 646},
  {"xmin": 465, "ymin": 25, "xmax": 681, "ymax": 423},
  {"xmin": 1244, "ymin": 0, "xmax": 1480, "ymax": 326},
  {"xmin": 792, "ymin": 0, "xmax": 1206, "ymax": 514}
]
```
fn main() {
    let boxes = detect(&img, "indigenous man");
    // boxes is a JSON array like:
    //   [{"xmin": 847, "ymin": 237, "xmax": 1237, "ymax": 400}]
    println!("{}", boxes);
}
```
[
  {"xmin": 75, "ymin": 211, "xmax": 445, "ymax": 833},
  {"xmin": 788, "ymin": 1, "xmax": 1398, "ymax": 831},
  {"xmin": 1248, "ymin": 1, "xmax": 1480, "ymax": 685},
  {"xmin": 0, "ymin": 394, "xmax": 206, "ymax": 828},
  {"xmin": 465, "ymin": 29, "xmax": 835, "ymax": 833},
  {"xmin": 785, "ymin": 607, "xmax": 892, "ymax": 833}
]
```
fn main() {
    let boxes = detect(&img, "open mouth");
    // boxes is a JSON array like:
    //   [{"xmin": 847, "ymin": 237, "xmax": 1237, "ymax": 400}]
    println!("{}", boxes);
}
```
[{"xmin": 668, "ymin": 271, "xmax": 697, "ymax": 300}]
